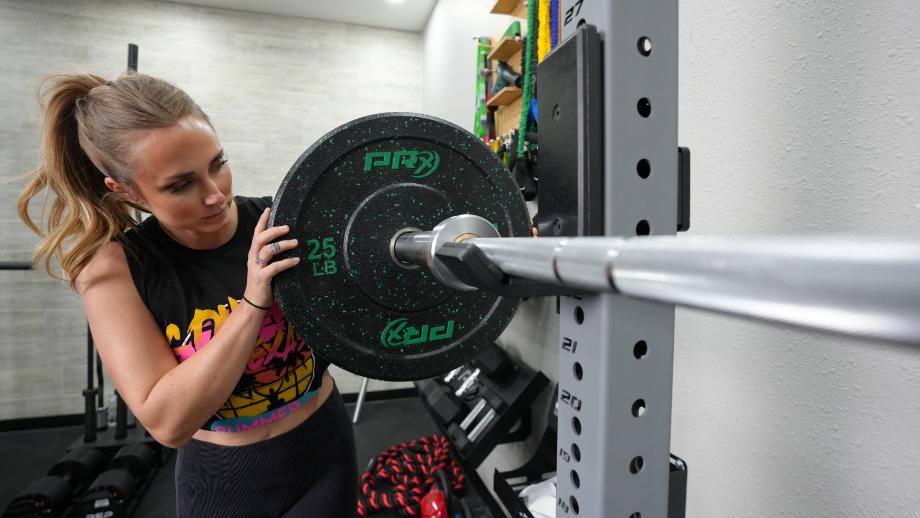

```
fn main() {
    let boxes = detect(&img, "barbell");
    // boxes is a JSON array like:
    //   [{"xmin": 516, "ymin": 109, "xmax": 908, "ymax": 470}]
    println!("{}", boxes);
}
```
[{"xmin": 270, "ymin": 113, "xmax": 920, "ymax": 381}]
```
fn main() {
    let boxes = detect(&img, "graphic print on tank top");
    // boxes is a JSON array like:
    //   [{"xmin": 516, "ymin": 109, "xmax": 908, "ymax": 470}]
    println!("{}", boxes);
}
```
[{"xmin": 164, "ymin": 296, "xmax": 319, "ymax": 432}]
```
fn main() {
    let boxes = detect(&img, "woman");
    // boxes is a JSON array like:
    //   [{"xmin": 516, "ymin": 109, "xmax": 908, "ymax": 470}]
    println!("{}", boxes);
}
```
[{"xmin": 17, "ymin": 72, "xmax": 358, "ymax": 517}]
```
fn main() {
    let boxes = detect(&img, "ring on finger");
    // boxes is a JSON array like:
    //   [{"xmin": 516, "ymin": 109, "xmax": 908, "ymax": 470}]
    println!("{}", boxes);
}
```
[
  {"xmin": 271, "ymin": 242, "xmax": 281, "ymax": 255},
  {"xmin": 255, "ymin": 254, "xmax": 265, "ymax": 265}
]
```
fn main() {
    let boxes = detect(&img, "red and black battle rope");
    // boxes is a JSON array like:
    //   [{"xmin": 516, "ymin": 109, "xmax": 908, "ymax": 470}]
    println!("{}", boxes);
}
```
[{"xmin": 357, "ymin": 435, "xmax": 465, "ymax": 517}]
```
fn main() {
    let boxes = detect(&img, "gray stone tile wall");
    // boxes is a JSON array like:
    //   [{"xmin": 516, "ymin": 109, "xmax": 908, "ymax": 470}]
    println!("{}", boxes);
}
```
[{"xmin": 0, "ymin": 0, "xmax": 421, "ymax": 420}]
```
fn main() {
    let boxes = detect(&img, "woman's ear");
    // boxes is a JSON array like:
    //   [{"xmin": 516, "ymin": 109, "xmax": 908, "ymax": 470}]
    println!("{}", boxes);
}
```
[
  {"xmin": 103, "ymin": 176, "xmax": 121, "ymax": 193},
  {"xmin": 104, "ymin": 177, "xmax": 146, "ymax": 207}
]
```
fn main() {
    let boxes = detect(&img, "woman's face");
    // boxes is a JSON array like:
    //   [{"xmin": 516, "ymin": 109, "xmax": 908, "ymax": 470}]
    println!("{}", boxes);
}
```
[{"xmin": 113, "ymin": 116, "xmax": 236, "ymax": 247}]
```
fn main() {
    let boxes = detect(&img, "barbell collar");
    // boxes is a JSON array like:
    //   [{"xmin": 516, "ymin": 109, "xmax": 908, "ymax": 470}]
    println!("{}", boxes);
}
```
[{"xmin": 393, "ymin": 214, "xmax": 500, "ymax": 291}]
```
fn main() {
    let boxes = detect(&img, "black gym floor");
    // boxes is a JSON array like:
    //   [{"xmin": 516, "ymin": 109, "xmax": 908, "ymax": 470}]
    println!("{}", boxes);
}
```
[{"xmin": 0, "ymin": 396, "xmax": 461, "ymax": 518}]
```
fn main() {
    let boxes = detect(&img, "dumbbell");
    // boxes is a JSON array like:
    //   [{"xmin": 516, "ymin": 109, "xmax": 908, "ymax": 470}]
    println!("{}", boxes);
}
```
[
  {"xmin": 48, "ymin": 446, "xmax": 106, "ymax": 492},
  {"xmin": 75, "ymin": 469, "xmax": 136, "ymax": 518},
  {"xmin": 73, "ymin": 442, "xmax": 159, "ymax": 517},
  {"xmin": 2, "ymin": 446, "xmax": 107, "ymax": 518},
  {"xmin": 108, "ymin": 443, "xmax": 157, "ymax": 480},
  {"xmin": 2, "ymin": 476, "xmax": 72, "ymax": 518}
]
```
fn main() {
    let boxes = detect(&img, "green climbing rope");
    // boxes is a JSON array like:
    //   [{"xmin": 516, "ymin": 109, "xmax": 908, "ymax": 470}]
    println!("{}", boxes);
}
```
[
  {"xmin": 517, "ymin": 0, "xmax": 537, "ymax": 159},
  {"xmin": 473, "ymin": 37, "xmax": 491, "ymax": 140}
]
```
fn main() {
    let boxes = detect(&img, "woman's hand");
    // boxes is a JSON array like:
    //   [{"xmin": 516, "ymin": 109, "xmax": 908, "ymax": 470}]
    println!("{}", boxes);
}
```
[{"xmin": 243, "ymin": 208, "xmax": 300, "ymax": 308}]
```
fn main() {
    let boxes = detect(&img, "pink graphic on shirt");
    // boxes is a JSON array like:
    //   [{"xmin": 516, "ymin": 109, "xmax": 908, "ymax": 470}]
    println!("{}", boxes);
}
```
[{"xmin": 163, "ymin": 296, "xmax": 317, "ymax": 430}]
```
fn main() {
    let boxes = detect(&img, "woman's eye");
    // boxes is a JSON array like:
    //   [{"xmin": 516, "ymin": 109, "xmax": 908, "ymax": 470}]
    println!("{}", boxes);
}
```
[
  {"xmin": 168, "ymin": 181, "xmax": 191, "ymax": 193},
  {"xmin": 211, "ymin": 158, "xmax": 229, "ymax": 173}
]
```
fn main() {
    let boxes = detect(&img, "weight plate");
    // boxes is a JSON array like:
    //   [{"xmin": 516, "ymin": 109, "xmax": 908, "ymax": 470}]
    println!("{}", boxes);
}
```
[{"xmin": 271, "ymin": 113, "xmax": 529, "ymax": 381}]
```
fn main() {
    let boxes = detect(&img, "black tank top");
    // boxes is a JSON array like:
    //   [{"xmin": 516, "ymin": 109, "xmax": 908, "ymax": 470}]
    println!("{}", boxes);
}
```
[{"xmin": 121, "ymin": 195, "xmax": 329, "ymax": 432}]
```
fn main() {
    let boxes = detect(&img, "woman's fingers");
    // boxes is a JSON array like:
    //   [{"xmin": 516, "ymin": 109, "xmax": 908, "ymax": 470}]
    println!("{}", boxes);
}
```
[
  {"xmin": 260, "ymin": 256, "xmax": 301, "ymax": 278},
  {"xmin": 249, "ymin": 208, "xmax": 271, "ymax": 254},
  {"xmin": 253, "ymin": 225, "xmax": 290, "ymax": 249},
  {"xmin": 250, "ymin": 208, "xmax": 295, "ymax": 258},
  {"xmin": 251, "ymin": 208, "xmax": 288, "ymax": 245},
  {"xmin": 253, "ymin": 207, "xmax": 270, "ymax": 235},
  {"xmin": 245, "ymin": 209, "xmax": 299, "ymax": 306},
  {"xmin": 248, "ymin": 208, "xmax": 302, "ymax": 273},
  {"xmin": 256, "ymin": 238, "xmax": 298, "ymax": 263}
]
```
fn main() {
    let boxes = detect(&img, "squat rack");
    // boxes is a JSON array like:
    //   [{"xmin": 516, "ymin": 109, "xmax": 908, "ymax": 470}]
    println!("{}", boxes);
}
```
[
  {"xmin": 404, "ymin": 1, "xmax": 919, "ymax": 516},
  {"xmin": 557, "ymin": 1, "xmax": 679, "ymax": 515}
]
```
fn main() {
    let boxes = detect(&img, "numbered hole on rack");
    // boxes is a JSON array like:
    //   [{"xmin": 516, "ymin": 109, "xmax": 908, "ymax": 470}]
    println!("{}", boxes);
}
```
[
  {"xmin": 634, "ymin": 340, "xmax": 648, "ymax": 359},
  {"xmin": 637, "ymin": 36, "xmax": 653, "ymax": 56},
  {"xmin": 629, "ymin": 513, "xmax": 642, "ymax": 518},
  {"xmin": 573, "ymin": 362, "xmax": 583, "ymax": 380},
  {"xmin": 571, "ymin": 469, "xmax": 581, "ymax": 488},
  {"xmin": 572, "ymin": 416, "xmax": 582, "ymax": 435},
  {"xmin": 629, "ymin": 456, "xmax": 645, "ymax": 475},
  {"xmin": 570, "ymin": 496, "xmax": 580, "ymax": 515},
  {"xmin": 631, "ymin": 399, "xmax": 647, "ymax": 418},
  {"xmin": 636, "ymin": 220, "xmax": 651, "ymax": 236},
  {"xmin": 575, "ymin": 306, "xmax": 585, "ymax": 324},
  {"xmin": 637, "ymin": 98, "xmax": 652, "ymax": 118},
  {"xmin": 637, "ymin": 159, "xmax": 651, "ymax": 179},
  {"xmin": 572, "ymin": 443, "xmax": 581, "ymax": 462}
]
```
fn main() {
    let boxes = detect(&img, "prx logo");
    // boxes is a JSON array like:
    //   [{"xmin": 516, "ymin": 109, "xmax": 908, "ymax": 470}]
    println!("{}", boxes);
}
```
[
  {"xmin": 363, "ymin": 150, "xmax": 441, "ymax": 179},
  {"xmin": 380, "ymin": 318, "xmax": 455, "ymax": 348}
]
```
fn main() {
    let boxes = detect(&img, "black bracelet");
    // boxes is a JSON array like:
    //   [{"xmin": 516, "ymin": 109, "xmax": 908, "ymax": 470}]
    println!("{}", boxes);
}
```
[{"xmin": 242, "ymin": 295, "xmax": 271, "ymax": 311}]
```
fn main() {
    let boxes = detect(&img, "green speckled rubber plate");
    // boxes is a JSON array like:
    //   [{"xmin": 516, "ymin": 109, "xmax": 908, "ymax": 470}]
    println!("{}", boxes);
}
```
[{"xmin": 270, "ymin": 113, "xmax": 530, "ymax": 381}]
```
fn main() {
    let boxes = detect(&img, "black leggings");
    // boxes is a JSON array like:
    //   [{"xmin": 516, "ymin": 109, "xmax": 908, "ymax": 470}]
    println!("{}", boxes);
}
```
[{"xmin": 175, "ymin": 386, "xmax": 358, "ymax": 518}]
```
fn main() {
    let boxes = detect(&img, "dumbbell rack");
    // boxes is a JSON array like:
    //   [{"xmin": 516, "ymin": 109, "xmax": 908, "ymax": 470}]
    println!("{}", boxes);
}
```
[
  {"xmin": 64, "ymin": 323, "xmax": 166, "ymax": 517},
  {"xmin": 415, "ymin": 344, "xmax": 549, "ymax": 517},
  {"xmin": 491, "ymin": 384, "xmax": 559, "ymax": 518},
  {"xmin": 4, "ymin": 322, "xmax": 165, "ymax": 517},
  {"xmin": 2, "ymin": 442, "xmax": 166, "ymax": 518}
]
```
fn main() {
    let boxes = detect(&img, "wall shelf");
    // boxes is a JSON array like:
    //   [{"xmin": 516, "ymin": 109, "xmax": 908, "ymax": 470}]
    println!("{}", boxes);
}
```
[
  {"xmin": 491, "ymin": 0, "xmax": 527, "ymax": 18},
  {"xmin": 488, "ymin": 36, "xmax": 523, "ymax": 62},
  {"xmin": 487, "ymin": 86, "xmax": 522, "ymax": 107}
]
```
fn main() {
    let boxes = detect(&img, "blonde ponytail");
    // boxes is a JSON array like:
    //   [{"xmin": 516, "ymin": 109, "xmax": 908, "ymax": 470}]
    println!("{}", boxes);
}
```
[{"xmin": 17, "ymin": 73, "xmax": 210, "ymax": 288}]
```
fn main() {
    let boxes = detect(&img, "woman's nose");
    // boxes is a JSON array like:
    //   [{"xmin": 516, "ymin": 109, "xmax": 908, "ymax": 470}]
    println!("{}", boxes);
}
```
[{"xmin": 204, "ymin": 179, "xmax": 226, "ymax": 205}]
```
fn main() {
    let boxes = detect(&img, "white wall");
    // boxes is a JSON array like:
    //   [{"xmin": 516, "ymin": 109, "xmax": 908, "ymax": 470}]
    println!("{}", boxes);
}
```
[
  {"xmin": 422, "ymin": 0, "xmax": 514, "ymax": 130},
  {"xmin": 675, "ymin": 1, "xmax": 920, "ymax": 516},
  {"xmin": 422, "ymin": 0, "xmax": 920, "ymax": 516}
]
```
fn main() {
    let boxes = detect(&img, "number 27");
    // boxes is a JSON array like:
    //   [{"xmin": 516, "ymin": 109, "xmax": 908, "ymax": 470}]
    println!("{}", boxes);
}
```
[{"xmin": 564, "ymin": 0, "xmax": 584, "ymax": 26}]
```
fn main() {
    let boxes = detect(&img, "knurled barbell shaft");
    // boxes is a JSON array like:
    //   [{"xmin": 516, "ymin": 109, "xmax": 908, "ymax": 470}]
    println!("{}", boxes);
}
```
[{"xmin": 398, "ymin": 231, "xmax": 920, "ymax": 345}]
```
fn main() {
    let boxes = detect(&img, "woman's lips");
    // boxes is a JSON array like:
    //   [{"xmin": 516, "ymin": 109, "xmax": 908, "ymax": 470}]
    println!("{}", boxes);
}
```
[{"xmin": 204, "ymin": 206, "xmax": 227, "ymax": 219}]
